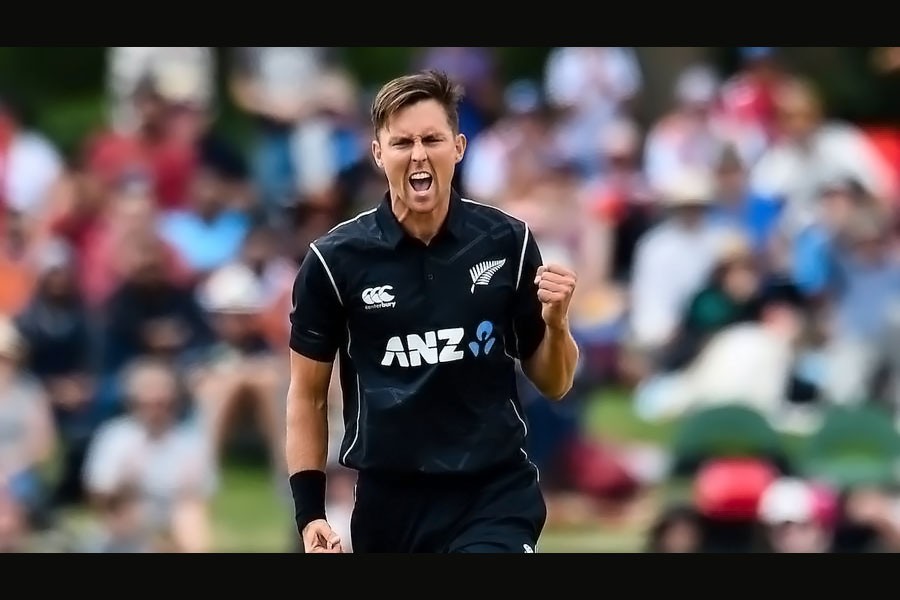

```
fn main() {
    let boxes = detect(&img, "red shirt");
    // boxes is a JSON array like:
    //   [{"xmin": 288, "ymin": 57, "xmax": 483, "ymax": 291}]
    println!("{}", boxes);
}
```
[
  {"xmin": 83, "ymin": 129, "xmax": 196, "ymax": 210},
  {"xmin": 719, "ymin": 73, "xmax": 783, "ymax": 140}
]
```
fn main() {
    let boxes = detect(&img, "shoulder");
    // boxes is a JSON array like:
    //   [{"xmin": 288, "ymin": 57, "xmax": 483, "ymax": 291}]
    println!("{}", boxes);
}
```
[
  {"xmin": 309, "ymin": 204, "xmax": 380, "ymax": 256},
  {"xmin": 91, "ymin": 416, "xmax": 139, "ymax": 446},
  {"xmin": 159, "ymin": 209, "xmax": 190, "ymax": 226},
  {"xmin": 635, "ymin": 222, "xmax": 669, "ymax": 249},
  {"xmin": 459, "ymin": 196, "xmax": 531, "ymax": 240},
  {"xmin": 819, "ymin": 122, "xmax": 869, "ymax": 149},
  {"xmin": 171, "ymin": 422, "xmax": 209, "ymax": 450},
  {"xmin": 11, "ymin": 131, "xmax": 61, "ymax": 163}
]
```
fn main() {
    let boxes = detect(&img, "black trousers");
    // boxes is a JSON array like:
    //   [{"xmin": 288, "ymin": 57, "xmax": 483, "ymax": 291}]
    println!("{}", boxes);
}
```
[{"xmin": 350, "ymin": 462, "xmax": 547, "ymax": 553}]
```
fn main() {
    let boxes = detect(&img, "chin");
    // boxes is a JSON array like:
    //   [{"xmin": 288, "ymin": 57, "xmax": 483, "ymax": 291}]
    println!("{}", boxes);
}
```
[{"xmin": 399, "ymin": 187, "xmax": 441, "ymax": 212}]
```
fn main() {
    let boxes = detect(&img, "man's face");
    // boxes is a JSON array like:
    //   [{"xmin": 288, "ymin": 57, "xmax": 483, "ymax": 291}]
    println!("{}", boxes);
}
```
[
  {"xmin": 131, "ymin": 368, "xmax": 179, "ymax": 432},
  {"xmin": 717, "ymin": 164, "xmax": 746, "ymax": 201},
  {"xmin": 776, "ymin": 91, "xmax": 819, "ymax": 141},
  {"xmin": 768, "ymin": 521, "xmax": 829, "ymax": 553},
  {"xmin": 371, "ymin": 99, "xmax": 466, "ymax": 215}
]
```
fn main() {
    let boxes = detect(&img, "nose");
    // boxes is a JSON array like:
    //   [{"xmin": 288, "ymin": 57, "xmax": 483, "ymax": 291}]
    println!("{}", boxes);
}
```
[{"xmin": 411, "ymin": 139, "xmax": 427, "ymax": 162}]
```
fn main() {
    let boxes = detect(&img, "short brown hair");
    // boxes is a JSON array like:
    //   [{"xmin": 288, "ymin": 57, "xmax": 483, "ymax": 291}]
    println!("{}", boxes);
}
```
[{"xmin": 371, "ymin": 70, "xmax": 464, "ymax": 137}]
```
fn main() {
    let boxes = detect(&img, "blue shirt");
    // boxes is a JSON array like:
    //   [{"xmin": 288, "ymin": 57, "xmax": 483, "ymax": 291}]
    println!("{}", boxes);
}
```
[
  {"xmin": 833, "ymin": 254, "xmax": 900, "ymax": 341},
  {"xmin": 709, "ymin": 192, "xmax": 784, "ymax": 253},
  {"xmin": 158, "ymin": 209, "xmax": 251, "ymax": 273},
  {"xmin": 792, "ymin": 224, "xmax": 834, "ymax": 296}
]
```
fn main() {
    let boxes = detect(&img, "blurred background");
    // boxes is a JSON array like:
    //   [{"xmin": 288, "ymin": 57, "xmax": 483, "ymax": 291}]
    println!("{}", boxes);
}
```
[{"xmin": 4, "ymin": 46, "xmax": 900, "ymax": 553}]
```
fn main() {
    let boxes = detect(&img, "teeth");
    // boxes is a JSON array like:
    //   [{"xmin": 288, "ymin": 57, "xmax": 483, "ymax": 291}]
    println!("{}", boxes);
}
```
[{"xmin": 410, "ymin": 173, "xmax": 431, "ymax": 180}]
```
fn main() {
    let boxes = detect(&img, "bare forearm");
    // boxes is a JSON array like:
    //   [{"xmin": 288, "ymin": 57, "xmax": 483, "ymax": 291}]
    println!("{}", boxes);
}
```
[
  {"xmin": 285, "ymin": 385, "xmax": 329, "ymax": 474},
  {"xmin": 524, "ymin": 322, "xmax": 579, "ymax": 401}
]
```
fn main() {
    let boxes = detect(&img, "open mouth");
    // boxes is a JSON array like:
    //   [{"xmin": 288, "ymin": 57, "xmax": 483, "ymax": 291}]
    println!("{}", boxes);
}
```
[{"xmin": 409, "ymin": 172, "xmax": 433, "ymax": 193}]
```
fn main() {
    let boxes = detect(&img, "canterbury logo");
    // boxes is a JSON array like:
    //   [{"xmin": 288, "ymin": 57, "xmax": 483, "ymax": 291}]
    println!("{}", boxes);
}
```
[
  {"xmin": 362, "ymin": 285, "xmax": 396, "ymax": 310},
  {"xmin": 469, "ymin": 259, "xmax": 506, "ymax": 293}
]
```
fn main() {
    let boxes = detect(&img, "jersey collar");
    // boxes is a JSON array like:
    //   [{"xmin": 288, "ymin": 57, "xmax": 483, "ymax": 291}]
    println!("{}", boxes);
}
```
[{"xmin": 375, "ymin": 188, "xmax": 466, "ymax": 248}]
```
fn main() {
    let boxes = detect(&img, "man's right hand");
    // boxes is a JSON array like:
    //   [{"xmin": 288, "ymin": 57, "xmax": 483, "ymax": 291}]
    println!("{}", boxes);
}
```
[{"xmin": 302, "ymin": 519, "xmax": 343, "ymax": 553}]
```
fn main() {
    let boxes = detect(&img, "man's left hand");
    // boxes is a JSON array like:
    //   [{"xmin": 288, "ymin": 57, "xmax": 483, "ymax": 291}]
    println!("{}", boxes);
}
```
[{"xmin": 535, "ymin": 264, "xmax": 577, "ymax": 330}]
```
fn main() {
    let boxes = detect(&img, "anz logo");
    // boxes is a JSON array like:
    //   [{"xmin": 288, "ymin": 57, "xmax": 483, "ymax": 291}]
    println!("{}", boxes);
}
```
[{"xmin": 381, "ymin": 321, "xmax": 497, "ymax": 368}]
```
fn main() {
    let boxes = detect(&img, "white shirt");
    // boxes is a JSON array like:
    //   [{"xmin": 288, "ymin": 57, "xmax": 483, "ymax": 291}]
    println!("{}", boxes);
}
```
[
  {"xmin": 83, "ymin": 416, "xmax": 217, "ymax": 528},
  {"xmin": 107, "ymin": 47, "xmax": 216, "ymax": 132},
  {"xmin": 673, "ymin": 323, "xmax": 794, "ymax": 419},
  {"xmin": 629, "ymin": 219, "xmax": 729, "ymax": 347},
  {"xmin": 751, "ymin": 122, "xmax": 896, "ymax": 232},
  {"xmin": 3, "ymin": 132, "xmax": 63, "ymax": 216}
]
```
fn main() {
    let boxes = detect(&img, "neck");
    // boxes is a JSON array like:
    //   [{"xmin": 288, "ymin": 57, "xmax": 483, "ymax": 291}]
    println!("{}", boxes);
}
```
[{"xmin": 391, "ymin": 190, "xmax": 450, "ymax": 245}]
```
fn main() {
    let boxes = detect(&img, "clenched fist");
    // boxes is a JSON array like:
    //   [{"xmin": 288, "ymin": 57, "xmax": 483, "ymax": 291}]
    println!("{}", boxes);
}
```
[{"xmin": 534, "ymin": 264, "xmax": 577, "ymax": 330}]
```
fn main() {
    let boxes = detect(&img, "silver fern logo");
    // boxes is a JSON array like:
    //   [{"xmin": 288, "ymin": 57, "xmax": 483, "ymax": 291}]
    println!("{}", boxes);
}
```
[{"xmin": 469, "ymin": 259, "xmax": 506, "ymax": 293}]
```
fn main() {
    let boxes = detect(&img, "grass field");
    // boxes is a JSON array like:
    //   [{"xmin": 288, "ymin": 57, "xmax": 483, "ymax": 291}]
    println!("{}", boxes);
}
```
[{"xmin": 211, "ymin": 389, "xmax": 663, "ymax": 553}]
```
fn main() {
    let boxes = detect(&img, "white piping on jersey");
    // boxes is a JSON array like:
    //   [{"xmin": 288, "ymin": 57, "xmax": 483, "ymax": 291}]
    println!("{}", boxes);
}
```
[
  {"xmin": 327, "ymin": 206, "xmax": 378, "ymax": 234},
  {"xmin": 309, "ymin": 205, "xmax": 379, "ymax": 307},
  {"xmin": 516, "ymin": 225, "xmax": 529, "ymax": 292},
  {"xmin": 308, "ymin": 243, "xmax": 342, "ymax": 306},
  {"xmin": 341, "ymin": 324, "xmax": 362, "ymax": 466},
  {"xmin": 459, "ymin": 198, "xmax": 530, "ymax": 292},
  {"xmin": 507, "ymin": 396, "xmax": 540, "ymax": 483},
  {"xmin": 308, "ymin": 206, "xmax": 377, "ymax": 466}
]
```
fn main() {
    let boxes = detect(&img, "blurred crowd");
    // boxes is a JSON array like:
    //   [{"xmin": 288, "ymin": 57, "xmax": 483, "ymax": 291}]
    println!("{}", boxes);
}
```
[{"xmin": 3, "ymin": 46, "xmax": 900, "ymax": 552}]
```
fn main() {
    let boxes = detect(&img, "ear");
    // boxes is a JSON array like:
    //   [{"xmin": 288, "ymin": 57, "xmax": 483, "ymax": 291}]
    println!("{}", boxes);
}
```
[
  {"xmin": 454, "ymin": 133, "xmax": 467, "ymax": 164},
  {"xmin": 371, "ymin": 139, "xmax": 383, "ymax": 169}
]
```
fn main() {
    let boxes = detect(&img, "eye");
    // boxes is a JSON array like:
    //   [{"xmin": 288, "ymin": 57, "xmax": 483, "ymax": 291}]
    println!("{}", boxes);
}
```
[{"xmin": 392, "ymin": 140, "xmax": 412, "ymax": 148}]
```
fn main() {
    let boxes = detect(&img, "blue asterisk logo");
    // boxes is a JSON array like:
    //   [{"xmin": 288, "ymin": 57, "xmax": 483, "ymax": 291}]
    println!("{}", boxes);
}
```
[{"xmin": 468, "ymin": 321, "xmax": 495, "ymax": 357}]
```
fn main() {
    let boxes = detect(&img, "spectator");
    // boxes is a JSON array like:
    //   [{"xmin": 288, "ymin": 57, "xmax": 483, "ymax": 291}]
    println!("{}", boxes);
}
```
[
  {"xmin": 0, "ymin": 87, "xmax": 64, "ymax": 229},
  {"xmin": 719, "ymin": 47, "xmax": 791, "ymax": 142},
  {"xmin": 0, "ymin": 209, "xmax": 38, "ymax": 317},
  {"xmin": 15, "ymin": 238, "xmax": 102, "ymax": 506},
  {"xmin": 636, "ymin": 281, "xmax": 807, "ymax": 422},
  {"xmin": 99, "ymin": 232, "xmax": 213, "ymax": 375},
  {"xmin": 82, "ymin": 356, "xmax": 216, "ymax": 553},
  {"xmin": 785, "ymin": 176, "xmax": 869, "ymax": 299},
  {"xmin": 0, "ymin": 488, "xmax": 31, "ymax": 553},
  {"xmin": 707, "ymin": 144, "xmax": 783, "ymax": 255},
  {"xmin": 579, "ymin": 117, "xmax": 657, "ymax": 286},
  {"xmin": 834, "ymin": 485, "xmax": 900, "ymax": 552},
  {"xmin": 820, "ymin": 206, "xmax": 900, "ymax": 411},
  {"xmin": 659, "ymin": 234, "xmax": 763, "ymax": 372},
  {"xmin": 628, "ymin": 167, "xmax": 730, "ymax": 356},
  {"xmin": 0, "ymin": 316, "xmax": 56, "ymax": 518},
  {"xmin": 76, "ymin": 173, "xmax": 192, "ymax": 309},
  {"xmin": 644, "ymin": 64, "xmax": 766, "ymax": 196},
  {"xmin": 85, "ymin": 74, "xmax": 200, "ymax": 211},
  {"xmin": 106, "ymin": 47, "xmax": 216, "ymax": 136},
  {"xmin": 462, "ymin": 79, "xmax": 554, "ymax": 205},
  {"xmin": 78, "ymin": 485, "xmax": 157, "ymax": 553},
  {"xmin": 157, "ymin": 148, "xmax": 252, "ymax": 279},
  {"xmin": 236, "ymin": 223, "xmax": 297, "ymax": 352},
  {"xmin": 645, "ymin": 504, "xmax": 704, "ymax": 553},
  {"xmin": 229, "ymin": 47, "xmax": 364, "ymax": 221},
  {"xmin": 190, "ymin": 263, "xmax": 287, "ymax": 474},
  {"xmin": 757, "ymin": 477, "xmax": 835, "ymax": 553},
  {"xmin": 751, "ymin": 77, "xmax": 896, "ymax": 235},
  {"xmin": 544, "ymin": 47, "xmax": 642, "ymax": 178}
]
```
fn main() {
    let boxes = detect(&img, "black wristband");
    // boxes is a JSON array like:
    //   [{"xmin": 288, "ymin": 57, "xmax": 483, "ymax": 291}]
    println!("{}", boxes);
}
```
[{"xmin": 290, "ymin": 470, "xmax": 327, "ymax": 534}]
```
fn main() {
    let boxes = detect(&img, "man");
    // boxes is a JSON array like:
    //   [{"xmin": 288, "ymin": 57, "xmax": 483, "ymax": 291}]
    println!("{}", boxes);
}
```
[{"xmin": 286, "ymin": 70, "xmax": 579, "ymax": 553}]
